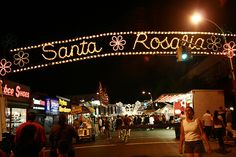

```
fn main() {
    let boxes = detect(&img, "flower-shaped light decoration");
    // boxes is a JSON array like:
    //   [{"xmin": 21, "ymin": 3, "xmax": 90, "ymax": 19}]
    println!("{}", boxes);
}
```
[
  {"xmin": 13, "ymin": 51, "xmax": 29, "ymax": 67},
  {"xmin": 0, "ymin": 58, "xmax": 12, "ymax": 76},
  {"xmin": 109, "ymin": 35, "xmax": 126, "ymax": 51},
  {"xmin": 223, "ymin": 41, "xmax": 236, "ymax": 59},
  {"xmin": 206, "ymin": 35, "xmax": 222, "ymax": 51}
]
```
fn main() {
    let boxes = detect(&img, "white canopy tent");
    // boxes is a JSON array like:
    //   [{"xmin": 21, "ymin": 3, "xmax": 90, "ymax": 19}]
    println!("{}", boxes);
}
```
[{"xmin": 155, "ymin": 103, "xmax": 174, "ymax": 121}]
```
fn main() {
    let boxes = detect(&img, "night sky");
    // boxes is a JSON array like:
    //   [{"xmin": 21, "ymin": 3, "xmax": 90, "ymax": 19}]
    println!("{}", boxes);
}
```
[{"xmin": 1, "ymin": 0, "xmax": 236, "ymax": 103}]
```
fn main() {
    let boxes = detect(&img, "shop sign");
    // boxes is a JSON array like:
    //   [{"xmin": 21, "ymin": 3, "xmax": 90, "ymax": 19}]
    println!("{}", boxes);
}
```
[
  {"xmin": 32, "ymin": 98, "xmax": 45, "ymax": 110},
  {"xmin": 2, "ymin": 80, "xmax": 30, "ymax": 101},
  {"xmin": 33, "ymin": 98, "xmax": 45, "ymax": 106},
  {"xmin": 33, "ymin": 106, "xmax": 45, "ymax": 110},
  {"xmin": 58, "ymin": 98, "xmax": 71, "ymax": 113},
  {"xmin": 45, "ymin": 98, "xmax": 59, "ymax": 115},
  {"xmin": 57, "ymin": 96, "xmax": 71, "ymax": 113},
  {"xmin": 71, "ymin": 105, "xmax": 91, "ymax": 114}
]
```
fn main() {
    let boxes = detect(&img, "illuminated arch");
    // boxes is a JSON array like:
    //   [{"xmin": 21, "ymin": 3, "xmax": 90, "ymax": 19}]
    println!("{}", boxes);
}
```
[{"xmin": 0, "ymin": 31, "xmax": 236, "ymax": 76}]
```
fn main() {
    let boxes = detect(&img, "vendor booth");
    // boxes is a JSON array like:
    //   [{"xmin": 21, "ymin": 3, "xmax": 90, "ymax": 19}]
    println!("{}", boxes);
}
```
[
  {"xmin": 155, "ymin": 103, "xmax": 174, "ymax": 121},
  {"xmin": 155, "ymin": 89, "xmax": 224, "ymax": 118},
  {"xmin": 71, "ymin": 105, "xmax": 95, "ymax": 142},
  {"xmin": 155, "ymin": 89, "xmax": 225, "ymax": 139}
]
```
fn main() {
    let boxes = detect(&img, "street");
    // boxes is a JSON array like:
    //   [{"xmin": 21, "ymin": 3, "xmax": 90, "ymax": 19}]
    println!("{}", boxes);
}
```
[{"xmin": 43, "ymin": 129, "xmax": 236, "ymax": 157}]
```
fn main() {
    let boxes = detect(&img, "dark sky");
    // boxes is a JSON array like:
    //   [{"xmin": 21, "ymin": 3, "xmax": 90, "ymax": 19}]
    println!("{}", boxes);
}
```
[{"xmin": 1, "ymin": 0, "xmax": 236, "ymax": 103}]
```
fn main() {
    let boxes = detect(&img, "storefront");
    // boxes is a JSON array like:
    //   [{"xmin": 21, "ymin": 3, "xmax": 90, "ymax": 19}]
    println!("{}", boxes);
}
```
[
  {"xmin": 44, "ymin": 97, "xmax": 59, "ymax": 133},
  {"xmin": 57, "ymin": 95, "xmax": 72, "ymax": 124},
  {"xmin": 29, "ymin": 98, "xmax": 46, "ymax": 126},
  {"xmin": 2, "ymin": 80, "xmax": 30, "ymax": 134}
]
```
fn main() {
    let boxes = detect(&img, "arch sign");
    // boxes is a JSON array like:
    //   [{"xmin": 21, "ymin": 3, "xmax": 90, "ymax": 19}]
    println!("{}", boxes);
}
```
[{"xmin": 1, "ymin": 31, "xmax": 236, "ymax": 76}]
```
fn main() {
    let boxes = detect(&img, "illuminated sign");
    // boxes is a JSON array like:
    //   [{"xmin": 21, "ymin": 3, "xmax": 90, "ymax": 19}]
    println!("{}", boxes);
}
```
[
  {"xmin": 42, "ymin": 42, "xmax": 102, "ymax": 61},
  {"xmin": 33, "ymin": 106, "xmax": 45, "ymax": 110},
  {"xmin": 2, "ymin": 80, "xmax": 30, "ymax": 100},
  {"xmin": 59, "ymin": 98, "xmax": 68, "ymax": 106},
  {"xmin": 57, "ymin": 96, "xmax": 71, "ymax": 113},
  {"xmin": 33, "ymin": 98, "xmax": 45, "ymax": 106},
  {"xmin": 45, "ymin": 98, "xmax": 59, "ymax": 115},
  {"xmin": 1, "ymin": 31, "xmax": 235, "ymax": 76}
]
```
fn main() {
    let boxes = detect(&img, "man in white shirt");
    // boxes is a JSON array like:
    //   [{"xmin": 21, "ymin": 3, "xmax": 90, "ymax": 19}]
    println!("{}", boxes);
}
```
[{"xmin": 202, "ymin": 110, "xmax": 213, "ymax": 140}]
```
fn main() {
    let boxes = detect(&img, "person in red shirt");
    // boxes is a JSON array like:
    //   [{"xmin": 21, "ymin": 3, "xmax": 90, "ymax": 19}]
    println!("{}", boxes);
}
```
[{"xmin": 13, "ymin": 112, "xmax": 46, "ymax": 157}]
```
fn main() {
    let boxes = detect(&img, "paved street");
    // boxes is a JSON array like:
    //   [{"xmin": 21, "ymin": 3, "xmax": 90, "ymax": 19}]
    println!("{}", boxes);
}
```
[{"xmin": 43, "ymin": 129, "xmax": 236, "ymax": 157}]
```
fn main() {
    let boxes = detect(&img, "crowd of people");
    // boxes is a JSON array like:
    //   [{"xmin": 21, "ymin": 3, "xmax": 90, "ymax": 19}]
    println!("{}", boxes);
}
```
[
  {"xmin": 201, "ymin": 106, "xmax": 235, "ymax": 154},
  {"xmin": 97, "ymin": 114, "xmax": 132, "ymax": 141},
  {"xmin": 0, "ymin": 112, "xmax": 78, "ymax": 157},
  {"xmin": 0, "ymin": 106, "xmax": 235, "ymax": 157},
  {"xmin": 178, "ymin": 106, "xmax": 235, "ymax": 156},
  {"xmin": 97, "ymin": 113, "xmax": 172, "ymax": 134}
]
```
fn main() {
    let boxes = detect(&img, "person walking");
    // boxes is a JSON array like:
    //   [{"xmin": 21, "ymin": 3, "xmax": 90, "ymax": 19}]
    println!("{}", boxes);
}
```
[
  {"xmin": 123, "ymin": 115, "xmax": 131, "ymax": 139},
  {"xmin": 115, "ymin": 115, "xmax": 123, "ymax": 140},
  {"xmin": 225, "ymin": 108, "xmax": 233, "ymax": 138},
  {"xmin": 57, "ymin": 140, "xmax": 70, "ymax": 157},
  {"xmin": 104, "ymin": 117, "xmax": 111, "ymax": 140},
  {"xmin": 13, "ymin": 112, "xmax": 46, "ymax": 157},
  {"xmin": 179, "ymin": 106, "xmax": 211, "ymax": 157},
  {"xmin": 202, "ymin": 110, "xmax": 213, "ymax": 140},
  {"xmin": 213, "ymin": 110, "xmax": 230, "ymax": 154},
  {"xmin": 49, "ymin": 113, "xmax": 78, "ymax": 157},
  {"xmin": 98, "ymin": 117, "xmax": 102, "ymax": 135}
]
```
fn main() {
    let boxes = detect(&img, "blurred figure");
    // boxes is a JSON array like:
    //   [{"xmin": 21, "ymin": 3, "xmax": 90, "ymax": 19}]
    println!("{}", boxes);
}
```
[
  {"xmin": 115, "ymin": 115, "xmax": 123, "ymax": 139},
  {"xmin": 179, "ymin": 106, "xmax": 211, "ymax": 156},
  {"xmin": 49, "ymin": 113, "xmax": 78, "ymax": 157},
  {"xmin": 57, "ymin": 140, "xmax": 70, "ymax": 157},
  {"xmin": 13, "ymin": 112, "xmax": 46, "ymax": 157},
  {"xmin": 202, "ymin": 110, "xmax": 213, "ymax": 140},
  {"xmin": 213, "ymin": 110, "xmax": 230, "ymax": 154},
  {"xmin": 225, "ymin": 107, "xmax": 233, "ymax": 138},
  {"xmin": 98, "ymin": 117, "xmax": 104, "ymax": 136},
  {"xmin": 137, "ymin": 116, "xmax": 142, "ymax": 126},
  {"xmin": 149, "ymin": 115, "xmax": 155, "ymax": 129},
  {"xmin": 218, "ymin": 106, "xmax": 226, "ymax": 126},
  {"xmin": 123, "ymin": 115, "xmax": 131, "ymax": 137},
  {"xmin": 104, "ymin": 117, "xmax": 111, "ymax": 139}
]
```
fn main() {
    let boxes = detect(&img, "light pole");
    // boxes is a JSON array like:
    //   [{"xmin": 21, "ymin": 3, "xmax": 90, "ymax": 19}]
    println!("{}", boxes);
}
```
[
  {"xmin": 142, "ymin": 91, "xmax": 153, "ymax": 109},
  {"xmin": 190, "ymin": 13, "xmax": 235, "ymax": 81}
]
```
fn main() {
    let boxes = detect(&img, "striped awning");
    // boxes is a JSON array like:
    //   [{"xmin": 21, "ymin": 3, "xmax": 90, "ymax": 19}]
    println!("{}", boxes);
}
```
[{"xmin": 154, "ymin": 93, "xmax": 187, "ymax": 103}]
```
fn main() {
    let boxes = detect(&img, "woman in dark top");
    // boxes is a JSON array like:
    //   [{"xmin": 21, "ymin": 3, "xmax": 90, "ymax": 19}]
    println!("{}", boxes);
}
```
[{"xmin": 213, "ymin": 110, "xmax": 230, "ymax": 154}]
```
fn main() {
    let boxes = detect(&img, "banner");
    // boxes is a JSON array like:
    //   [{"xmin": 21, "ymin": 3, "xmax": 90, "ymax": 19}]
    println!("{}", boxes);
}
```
[{"xmin": 1, "ymin": 31, "xmax": 235, "ymax": 76}]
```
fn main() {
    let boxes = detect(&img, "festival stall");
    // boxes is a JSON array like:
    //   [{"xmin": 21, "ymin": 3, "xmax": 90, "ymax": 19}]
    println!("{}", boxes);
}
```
[
  {"xmin": 155, "ymin": 103, "xmax": 174, "ymax": 121},
  {"xmin": 155, "ymin": 89, "xmax": 224, "ymax": 118},
  {"xmin": 71, "ymin": 105, "xmax": 95, "ymax": 142}
]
